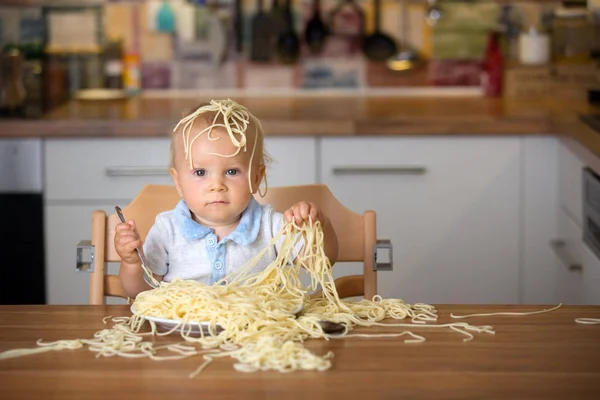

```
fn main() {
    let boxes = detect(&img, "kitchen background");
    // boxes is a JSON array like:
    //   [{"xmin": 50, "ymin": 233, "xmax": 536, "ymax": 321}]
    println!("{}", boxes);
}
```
[{"xmin": 0, "ymin": 0, "xmax": 599, "ymax": 119}]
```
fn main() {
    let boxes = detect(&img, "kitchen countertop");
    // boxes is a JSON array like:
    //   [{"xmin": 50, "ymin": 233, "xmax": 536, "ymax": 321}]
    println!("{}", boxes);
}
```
[
  {"xmin": 0, "ymin": 96, "xmax": 598, "ymax": 156},
  {"xmin": 0, "ymin": 304, "xmax": 599, "ymax": 400}
]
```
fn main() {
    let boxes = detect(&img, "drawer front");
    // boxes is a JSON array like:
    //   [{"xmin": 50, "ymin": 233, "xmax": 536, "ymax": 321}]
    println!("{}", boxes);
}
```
[
  {"xmin": 552, "ymin": 210, "xmax": 585, "ymax": 305},
  {"xmin": 320, "ymin": 136, "xmax": 521, "ymax": 304},
  {"xmin": 582, "ymin": 243, "xmax": 600, "ymax": 305},
  {"xmin": 46, "ymin": 138, "xmax": 172, "ymax": 201},
  {"xmin": 559, "ymin": 143, "xmax": 584, "ymax": 227},
  {"xmin": 262, "ymin": 137, "xmax": 317, "ymax": 187},
  {"xmin": 45, "ymin": 137, "xmax": 317, "ymax": 201}
]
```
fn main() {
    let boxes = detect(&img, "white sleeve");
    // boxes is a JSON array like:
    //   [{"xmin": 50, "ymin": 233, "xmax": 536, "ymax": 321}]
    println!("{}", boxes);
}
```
[{"xmin": 142, "ymin": 216, "xmax": 169, "ymax": 276}]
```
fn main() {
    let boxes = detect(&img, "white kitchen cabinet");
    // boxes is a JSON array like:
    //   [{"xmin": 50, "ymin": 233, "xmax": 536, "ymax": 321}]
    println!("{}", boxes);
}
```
[
  {"xmin": 521, "ymin": 136, "xmax": 560, "ymax": 304},
  {"xmin": 546, "ymin": 209, "xmax": 600, "ymax": 306},
  {"xmin": 262, "ymin": 137, "xmax": 318, "ymax": 187},
  {"xmin": 43, "ymin": 137, "xmax": 317, "ymax": 304},
  {"xmin": 45, "ymin": 204, "xmax": 125, "ymax": 305},
  {"xmin": 559, "ymin": 140, "xmax": 585, "ymax": 227},
  {"xmin": 549, "ymin": 210, "xmax": 585, "ymax": 305},
  {"xmin": 581, "ymin": 243, "xmax": 600, "ymax": 305},
  {"xmin": 320, "ymin": 136, "xmax": 521, "ymax": 304},
  {"xmin": 533, "ymin": 139, "xmax": 600, "ymax": 306}
]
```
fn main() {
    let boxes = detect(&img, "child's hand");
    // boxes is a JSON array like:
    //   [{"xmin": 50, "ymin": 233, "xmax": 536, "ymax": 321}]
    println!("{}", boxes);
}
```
[
  {"xmin": 284, "ymin": 201, "xmax": 324, "ymax": 226},
  {"xmin": 114, "ymin": 220, "xmax": 142, "ymax": 265}
]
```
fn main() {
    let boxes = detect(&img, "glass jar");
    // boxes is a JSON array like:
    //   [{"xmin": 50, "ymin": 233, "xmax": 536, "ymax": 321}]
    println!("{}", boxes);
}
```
[
  {"xmin": 519, "ymin": 24, "xmax": 551, "ymax": 65},
  {"xmin": 552, "ymin": 7, "xmax": 593, "ymax": 63},
  {"xmin": 81, "ymin": 47, "xmax": 103, "ymax": 89},
  {"xmin": 43, "ymin": 50, "xmax": 67, "ymax": 110}
]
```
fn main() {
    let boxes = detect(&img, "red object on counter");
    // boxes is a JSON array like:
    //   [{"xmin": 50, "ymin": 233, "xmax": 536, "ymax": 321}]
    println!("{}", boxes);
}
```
[{"xmin": 482, "ymin": 31, "xmax": 503, "ymax": 97}]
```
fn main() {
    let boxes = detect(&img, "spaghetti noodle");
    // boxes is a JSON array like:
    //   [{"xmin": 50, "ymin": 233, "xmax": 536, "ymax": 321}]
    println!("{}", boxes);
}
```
[
  {"xmin": 575, "ymin": 318, "xmax": 600, "ymax": 325},
  {"xmin": 450, "ymin": 304, "xmax": 563, "ymax": 319}
]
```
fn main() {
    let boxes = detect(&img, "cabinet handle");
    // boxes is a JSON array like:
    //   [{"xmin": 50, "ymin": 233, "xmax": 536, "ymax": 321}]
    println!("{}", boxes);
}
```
[
  {"xmin": 550, "ymin": 239, "xmax": 583, "ymax": 271},
  {"xmin": 105, "ymin": 167, "xmax": 170, "ymax": 177},
  {"xmin": 332, "ymin": 166, "xmax": 427, "ymax": 176}
]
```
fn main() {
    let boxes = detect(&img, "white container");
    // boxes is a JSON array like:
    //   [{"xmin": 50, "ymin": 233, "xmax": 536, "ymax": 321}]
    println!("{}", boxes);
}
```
[{"xmin": 519, "ymin": 26, "xmax": 551, "ymax": 65}]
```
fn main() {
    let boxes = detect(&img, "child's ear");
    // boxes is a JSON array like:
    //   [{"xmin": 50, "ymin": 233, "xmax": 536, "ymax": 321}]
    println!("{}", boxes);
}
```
[
  {"xmin": 252, "ymin": 164, "xmax": 266, "ymax": 194},
  {"xmin": 170, "ymin": 168, "xmax": 184, "ymax": 197}
]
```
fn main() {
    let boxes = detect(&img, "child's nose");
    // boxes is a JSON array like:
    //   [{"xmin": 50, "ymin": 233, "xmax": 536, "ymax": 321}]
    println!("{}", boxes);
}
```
[{"xmin": 209, "ymin": 177, "xmax": 226, "ymax": 192}]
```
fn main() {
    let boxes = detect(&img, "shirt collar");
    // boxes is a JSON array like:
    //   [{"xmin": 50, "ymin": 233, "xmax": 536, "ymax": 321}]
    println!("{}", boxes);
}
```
[{"xmin": 175, "ymin": 197, "xmax": 263, "ymax": 245}]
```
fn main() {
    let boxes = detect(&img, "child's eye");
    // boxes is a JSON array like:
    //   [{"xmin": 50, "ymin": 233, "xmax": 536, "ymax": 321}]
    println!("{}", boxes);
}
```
[
  {"xmin": 226, "ymin": 169, "xmax": 239, "ymax": 176},
  {"xmin": 193, "ymin": 169, "xmax": 206, "ymax": 177}
]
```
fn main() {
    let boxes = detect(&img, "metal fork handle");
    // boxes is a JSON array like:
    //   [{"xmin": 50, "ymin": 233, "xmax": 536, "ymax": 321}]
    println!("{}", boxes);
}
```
[{"xmin": 114, "ymin": 206, "xmax": 158, "ymax": 288}]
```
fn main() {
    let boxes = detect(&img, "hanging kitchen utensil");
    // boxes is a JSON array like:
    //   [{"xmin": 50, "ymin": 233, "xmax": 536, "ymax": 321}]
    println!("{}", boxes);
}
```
[
  {"xmin": 276, "ymin": 0, "xmax": 300, "ymax": 63},
  {"xmin": 173, "ymin": 0, "xmax": 196, "ymax": 41},
  {"xmin": 362, "ymin": 0, "xmax": 397, "ymax": 61},
  {"xmin": 304, "ymin": 0, "xmax": 328, "ymax": 54},
  {"xmin": 269, "ymin": 0, "xmax": 286, "ymax": 43},
  {"xmin": 251, "ymin": 0, "xmax": 273, "ymax": 61},
  {"xmin": 328, "ymin": 0, "xmax": 365, "ymax": 55},
  {"xmin": 386, "ymin": 0, "xmax": 420, "ymax": 71},
  {"xmin": 206, "ymin": 3, "xmax": 227, "ymax": 65},
  {"xmin": 156, "ymin": 0, "xmax": 176, "ymax": 33},
  {"xmin": 234, "ymin": 0, "xmax": 243, "ymax": 52}
]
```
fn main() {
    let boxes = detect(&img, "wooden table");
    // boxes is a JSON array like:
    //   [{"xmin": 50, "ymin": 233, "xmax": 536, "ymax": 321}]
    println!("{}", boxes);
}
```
[{"xmin": 1, "ymin": 305, "xmax": 599, "ymax": 399}]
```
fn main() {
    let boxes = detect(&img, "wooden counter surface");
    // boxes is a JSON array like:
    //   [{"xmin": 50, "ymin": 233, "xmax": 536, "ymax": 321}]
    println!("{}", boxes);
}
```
[
  {"xmin": 1, "ymin": 304, "xmax": 599, "ymax": 400},
  {"xmin": 0, "ymin": 96, "xmax": 598, "ymax": 156}
]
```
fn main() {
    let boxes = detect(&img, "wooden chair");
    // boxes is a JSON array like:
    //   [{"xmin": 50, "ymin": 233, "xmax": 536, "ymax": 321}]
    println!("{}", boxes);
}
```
[{"xmin": 86, "ymin": 184, "xmax": 390, "ymax": 304}]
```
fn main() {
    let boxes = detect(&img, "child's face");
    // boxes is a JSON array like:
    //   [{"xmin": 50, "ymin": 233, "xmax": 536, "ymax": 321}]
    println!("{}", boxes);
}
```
[{"xmin": 170, "ymin": 127, "xmax": 264, "ymax": 228}]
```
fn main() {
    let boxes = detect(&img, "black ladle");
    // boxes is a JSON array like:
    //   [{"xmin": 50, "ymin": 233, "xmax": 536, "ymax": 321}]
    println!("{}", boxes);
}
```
[
  {"xmin": 304, "ymin": 0, "xmax": 328, "ymax": 54},
  {"xmin": 362, "ymin": 0, "xmax": 397, "ymax": 61},
  {"xmin": 276, "ymin": 0, "xmax": 301, "ymax": 63}
]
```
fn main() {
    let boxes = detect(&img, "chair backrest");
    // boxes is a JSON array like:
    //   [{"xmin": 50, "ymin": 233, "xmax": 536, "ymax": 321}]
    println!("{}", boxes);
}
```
[
  {"xmin": 90, "ymin": 185, "xmax": 180, "ymax": 304},
  {"xmin": 89, "ymin": 184, "xmax": 377, "ymax": 304}
]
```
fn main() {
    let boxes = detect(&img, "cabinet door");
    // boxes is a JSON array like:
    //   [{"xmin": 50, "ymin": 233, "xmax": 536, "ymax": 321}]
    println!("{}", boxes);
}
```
[
  {"xmin": 321, "ymin": 137, "xmax": 521, "ymax": 304},
  {"xmin": 263, "ymin": 137, "xmax": 317, "ymax": 186},
  {"xmin": 559, "ymin": 140, "xmax": 584, "ymax": 227},
  {"xmin": 582, "ymin": 243, "xmax": 600, "ymax": 305},
  {"xmin": 521, "ymin": 136, "xmax": 560, "ymax": 304},
  {"xmin": 549, "ymin": 210, "xmax": 585, "ymax": 305},
  {"xmin": 45, "ymin": 204, "xmax": 125, "ymax": 305}
]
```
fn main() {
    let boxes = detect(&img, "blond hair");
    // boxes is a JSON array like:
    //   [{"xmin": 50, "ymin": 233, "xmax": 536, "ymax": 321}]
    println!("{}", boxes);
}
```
[{"xmin": 170, "ymin": 99, "xmax": 271, "ymax": 196}]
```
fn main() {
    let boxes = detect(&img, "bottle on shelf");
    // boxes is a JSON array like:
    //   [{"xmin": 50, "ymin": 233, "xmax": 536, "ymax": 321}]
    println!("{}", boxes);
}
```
[
  {"xmin": 123, "ymin": 51, "xmax": 141, "ymax": 95},
  {"xmin": 0, "ymin": 47, "xmax": 27, "ymax": 117},
  {"xmin": 43, "ymin": 49, "xmax": 67, "ymax": 111},
  {"xmin": 103, "ymin": 38, "xmax": 124, "ymax": 89},
  {"xmin": 481, "ymin": 31, "xmax": 504, "ymax": 97}
]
